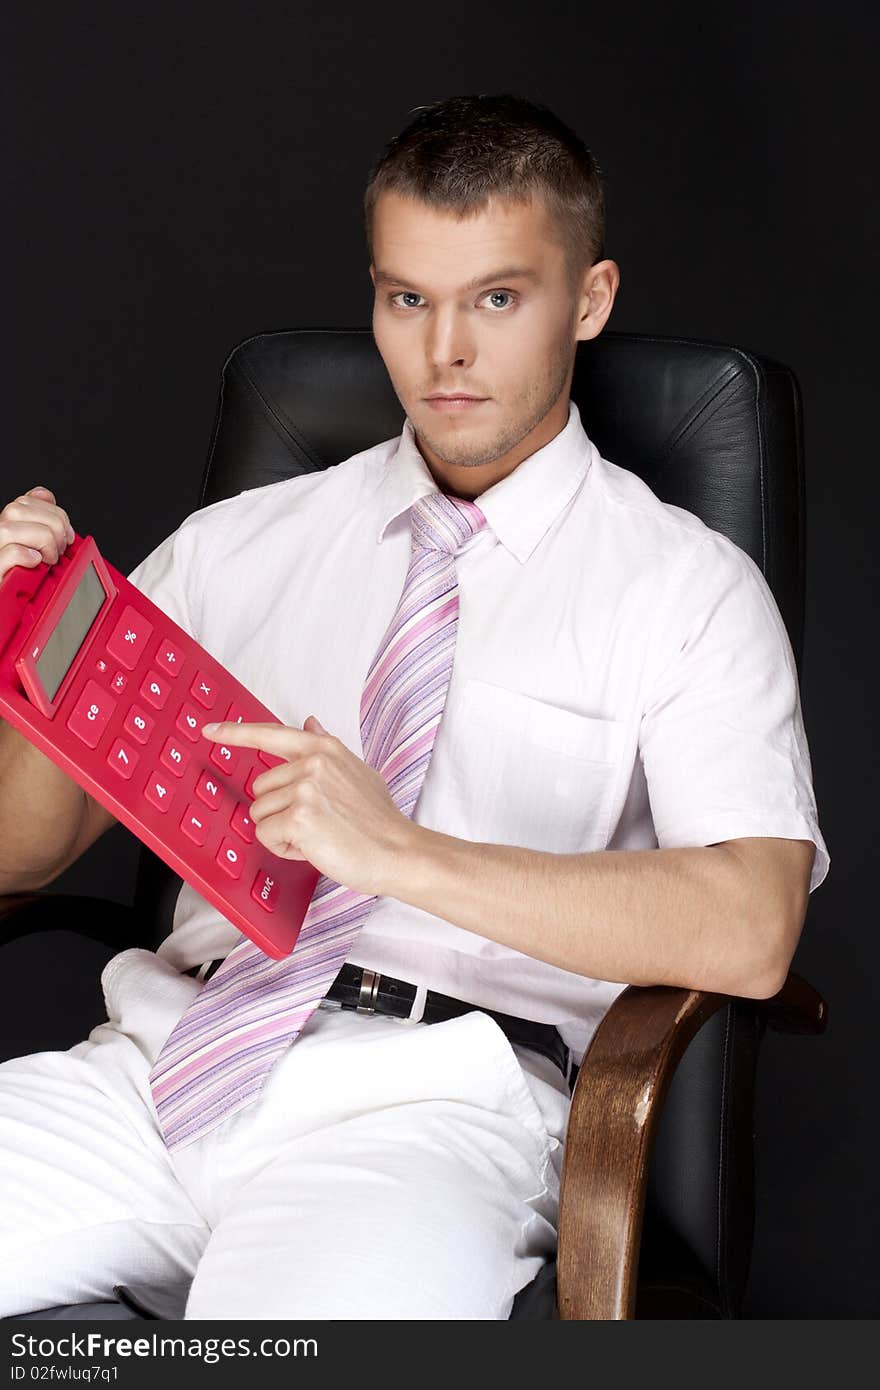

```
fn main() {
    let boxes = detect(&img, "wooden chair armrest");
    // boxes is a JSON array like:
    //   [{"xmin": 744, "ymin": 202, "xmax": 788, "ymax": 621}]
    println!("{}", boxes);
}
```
[
  {"xmin": 556, "ymin": 970, "xmax": 827, "ymax": 1319},
  {"xmin": 760, "ymin": 970, "xmax": 827, "ymax": 1035}
]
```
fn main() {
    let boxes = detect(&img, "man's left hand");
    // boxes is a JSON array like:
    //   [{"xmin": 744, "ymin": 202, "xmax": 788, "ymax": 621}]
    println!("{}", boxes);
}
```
[{"xmin": 201, "ymin": 715, "xmax": 415, "ymax": 896}]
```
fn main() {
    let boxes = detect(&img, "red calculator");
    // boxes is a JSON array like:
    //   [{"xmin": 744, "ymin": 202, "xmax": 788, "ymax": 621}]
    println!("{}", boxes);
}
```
[{"xmin": 0, "ymin": 533, "xmax": 320, "ymax": 958}]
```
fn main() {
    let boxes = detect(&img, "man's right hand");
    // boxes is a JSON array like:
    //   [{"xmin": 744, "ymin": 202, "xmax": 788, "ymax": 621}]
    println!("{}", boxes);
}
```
[
  {"xmin": 0, "ymin": 484, "xmax": 118, "ymax": 892},
  {"xmin": 0, "ymin": 485, "xmax": 76, "ymax": 584}
]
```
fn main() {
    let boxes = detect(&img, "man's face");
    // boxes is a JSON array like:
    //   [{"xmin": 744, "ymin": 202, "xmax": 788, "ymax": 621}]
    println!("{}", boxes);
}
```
[{"xmin": 370, "ymin": 190, "xmax": 618, "ymax": 494}]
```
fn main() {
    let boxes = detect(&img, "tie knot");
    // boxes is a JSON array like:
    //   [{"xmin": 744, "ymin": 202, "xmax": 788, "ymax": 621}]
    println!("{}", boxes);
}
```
[{"xmin": 410, "ymin": 491, "xmax": 487, "ymax": 554}]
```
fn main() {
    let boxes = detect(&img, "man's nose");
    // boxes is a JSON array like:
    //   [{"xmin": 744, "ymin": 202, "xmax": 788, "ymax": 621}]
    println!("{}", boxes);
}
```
[{"xmin": 424, "ymin": 308, "xmax": 477, "ymax": 369}]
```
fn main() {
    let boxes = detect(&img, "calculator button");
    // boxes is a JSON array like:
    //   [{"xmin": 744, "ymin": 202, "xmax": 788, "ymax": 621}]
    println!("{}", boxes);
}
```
[
  {"xmin": 180, "ymin": 804, "xmax": 209, "ymax": 846},
  {"xmin": 224, "ymin": 700, "xmax": 250, "ymax": 725},
  {"xmin": 251, "ymin": 869, "xmax": 280, "ymax": 912},
  {"xmin": 95, "ymin": 658, "xmax": 108, "ymax": 675},
  {"xmin": 244, "ymin": 764, "xmax": 263, "ymax": 799},
  {"xmin": 216, "ymin": 837, "xmax": 244, "ymax": 879},
  {"xmin": 107, "ymin": 738, "xmax": 138, "ymax": 779},
  {"xmin": 144, "ymin": 774, "xmax": 174, "ymax": 813},
  {"xmin": 190, "ymin": 672, "xmax": 219, "ymax": 710},
  {"xmin": 124, "ymin": 704, "xmax": 155, "ymax": 744},
  {"xmin": 160, "ymin": 736, "xmax": 190, "ymax": 778},
  {"xmin": 140, "ymin": 670, "xmax": 170, "ymax": 710},
  {"xmin": 195, "ymin": 771, "xmax": 223, "ymax": 809},
  {"xmin": 176, "ymin": 701, "xmax": 203, "ymax": 742},
  {"xmin": 258, "ymin": 750, "xmax": 285, "ymax": 768},
  {"xmin": 106, "ymin": 606, "xmax": 154, "ymax": 670},
  {"xmin": 67, "ymin": 680, "xmax": 116, "ymax": 749},
  {"xmin": 111, "ymin": 671, "xmax": 128, "ymax": 694},
  {"xmin": 155, "ymin": 639, "xmax": 184, "ymax": 677},
  {"xmin": 230, "ymin": 801, "xmax": 255, "ymax": 843},
  {"xmin": 210, "ymin": 740, "xmax": 240, "ymax": 775}
]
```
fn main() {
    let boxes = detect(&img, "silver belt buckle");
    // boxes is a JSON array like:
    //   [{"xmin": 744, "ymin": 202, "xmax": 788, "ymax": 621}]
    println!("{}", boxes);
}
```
[{"xmin": 356, "ymin": 968, "xmax": 381, "ymax": 1014}]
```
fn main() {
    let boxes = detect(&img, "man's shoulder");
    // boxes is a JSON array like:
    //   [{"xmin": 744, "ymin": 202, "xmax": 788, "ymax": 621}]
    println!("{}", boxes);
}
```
[
  {"xmin": 595, "ymin": 450, "xmax": 767, "ymax": 569},
  {"xmin": 581, "ymin": 449, "xmax": 771, "ymax": 611},
  {"xmin": 589, "ymin": 451, "xmax": 712, "ymax": 548},
  {"xmin": 588, "ymin": 452, "xmax": 776, "ymax": 623},
  {"xmin": 173, "ymin": 433, "xmax": 401, "ymax": 544}
]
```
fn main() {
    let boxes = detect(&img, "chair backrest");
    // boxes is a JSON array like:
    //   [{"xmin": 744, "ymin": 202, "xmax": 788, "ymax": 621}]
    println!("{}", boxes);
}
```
[{"xmin": 134, "ymin": 327, "xmax": 806, "ymax": 1316}]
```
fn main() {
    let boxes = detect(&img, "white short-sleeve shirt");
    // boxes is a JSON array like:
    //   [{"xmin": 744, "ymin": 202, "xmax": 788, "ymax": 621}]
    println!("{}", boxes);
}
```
[{"xmin": 126, "ymin": 398, "xmax": 830, "ymax": 1065}]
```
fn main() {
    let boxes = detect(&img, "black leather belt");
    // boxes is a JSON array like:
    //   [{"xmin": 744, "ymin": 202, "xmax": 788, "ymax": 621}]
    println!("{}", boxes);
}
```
[{"xmin": 187, "ymin": 959, "xmax": 572, "ymax": 1083}]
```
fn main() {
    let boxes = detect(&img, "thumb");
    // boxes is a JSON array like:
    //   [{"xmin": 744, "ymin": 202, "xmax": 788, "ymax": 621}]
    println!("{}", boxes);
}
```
[{"xmin": 303, "ymin": 715, "xmax": 327, "ymax": 734}]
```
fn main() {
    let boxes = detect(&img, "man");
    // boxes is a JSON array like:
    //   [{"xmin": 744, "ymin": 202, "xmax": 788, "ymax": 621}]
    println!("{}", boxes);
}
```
[{"xmin": 0, "ymin": 93, "xmax": 829, "ymax": 1319}]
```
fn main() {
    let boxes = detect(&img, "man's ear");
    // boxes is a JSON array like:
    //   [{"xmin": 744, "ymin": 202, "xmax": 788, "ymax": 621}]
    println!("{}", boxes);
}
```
[{"xmin": 575, "ymin": 259, "xmax": 620, "ymax": 344}]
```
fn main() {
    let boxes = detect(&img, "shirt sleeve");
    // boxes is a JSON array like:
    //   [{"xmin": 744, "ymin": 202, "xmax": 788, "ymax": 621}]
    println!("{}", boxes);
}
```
[
  {"xmin": 639, "ymin": 531, "xmax": 830, "ymax": 893},
  {"xmin": 124, "ymin": 504, "xmax": 226, "ymax": 645}
]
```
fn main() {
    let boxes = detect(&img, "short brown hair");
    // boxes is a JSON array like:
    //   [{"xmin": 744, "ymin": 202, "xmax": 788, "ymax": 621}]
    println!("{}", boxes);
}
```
[{"xmin": 363, "ymin": 93, "xmax": 607, "ymax": 295}]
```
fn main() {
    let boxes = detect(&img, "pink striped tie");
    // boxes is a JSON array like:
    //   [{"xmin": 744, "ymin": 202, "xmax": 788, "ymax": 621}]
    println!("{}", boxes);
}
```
[{"xmin": 149, "ymin": 490, "xmax": 488, "ymax": 1150}]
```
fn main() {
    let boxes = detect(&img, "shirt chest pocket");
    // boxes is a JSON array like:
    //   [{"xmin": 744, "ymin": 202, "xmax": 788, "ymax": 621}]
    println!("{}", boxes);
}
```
[{"xmin": 443, "ymin": 679, "xmax": 625, "ymax": 854}]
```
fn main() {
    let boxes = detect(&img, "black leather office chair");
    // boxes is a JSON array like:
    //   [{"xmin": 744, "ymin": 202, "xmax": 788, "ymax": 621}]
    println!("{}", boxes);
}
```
[{"xmin": 0, "ymin": 328, "xmax": 827, "ymax": 1320}]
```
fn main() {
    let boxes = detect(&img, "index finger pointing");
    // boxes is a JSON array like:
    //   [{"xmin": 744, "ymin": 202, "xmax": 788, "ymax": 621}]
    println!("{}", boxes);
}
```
[{"xmin": 200, "ymin": 720, "xmax": 305, "ymax": 757}]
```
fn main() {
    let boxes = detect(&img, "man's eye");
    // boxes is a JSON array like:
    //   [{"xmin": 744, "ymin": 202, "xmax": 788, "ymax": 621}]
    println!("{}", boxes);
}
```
[
  {"xmin": 482, "ymin": 290, "xmax": 517, "ymax": 309},
  {"xmin": 388, "ymin": 290, "xmax": 517, "ymax": 310}
]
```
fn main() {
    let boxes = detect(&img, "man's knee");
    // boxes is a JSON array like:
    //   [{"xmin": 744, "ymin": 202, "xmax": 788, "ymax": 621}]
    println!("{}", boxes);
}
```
[{"xmin": 184, "ymin": 1265, "xmax": 513, "ymax": 1320}]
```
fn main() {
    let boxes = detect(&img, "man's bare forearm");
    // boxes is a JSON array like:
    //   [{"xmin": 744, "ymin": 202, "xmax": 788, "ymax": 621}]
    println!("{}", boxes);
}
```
[
  {"xmin": 0, "ymin": 721, "xmax": 89, "ymax": 893},
  {"xmin": 380, "ymin": 827, "xmax": 779, "ymax": 1000}
]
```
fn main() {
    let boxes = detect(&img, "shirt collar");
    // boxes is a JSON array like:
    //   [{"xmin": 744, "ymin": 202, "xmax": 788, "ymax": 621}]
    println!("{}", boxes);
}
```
[{"xmin": 375, "ymin": 398, "xmax": 593, "ymax": 564}]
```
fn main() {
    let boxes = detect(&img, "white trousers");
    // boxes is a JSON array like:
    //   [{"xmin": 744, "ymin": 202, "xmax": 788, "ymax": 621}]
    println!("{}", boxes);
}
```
[{"xmin": 0, "ymin": 948, "xmax": 571, "ymax": 1320}]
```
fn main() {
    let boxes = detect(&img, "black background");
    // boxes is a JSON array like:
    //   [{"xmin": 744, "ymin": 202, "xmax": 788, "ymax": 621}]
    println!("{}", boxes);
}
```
[{"xmin": 4, "ymin": 0, "xmax": 878, "ymax": 1317}]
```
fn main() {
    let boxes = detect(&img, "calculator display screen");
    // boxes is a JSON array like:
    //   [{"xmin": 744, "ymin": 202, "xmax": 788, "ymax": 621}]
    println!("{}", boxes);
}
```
[{"xmin": 36, "ymin": 562, "xmax": 107, "ymax": 702}]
